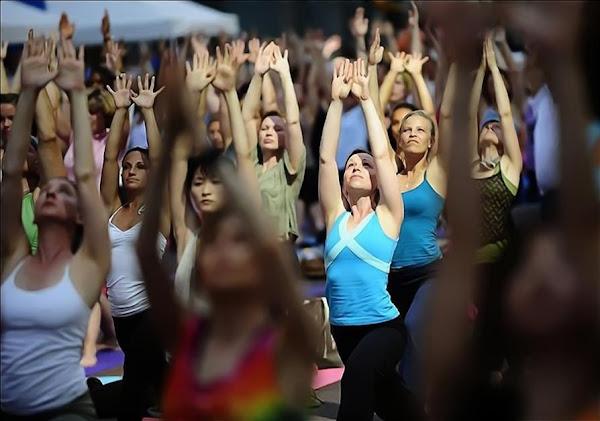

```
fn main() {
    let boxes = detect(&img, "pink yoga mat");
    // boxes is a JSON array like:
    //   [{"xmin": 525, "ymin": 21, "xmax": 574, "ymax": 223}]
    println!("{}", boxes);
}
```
[{"xmin": 313, "ymin": 367, "xmax": 344, "ymax": 390}]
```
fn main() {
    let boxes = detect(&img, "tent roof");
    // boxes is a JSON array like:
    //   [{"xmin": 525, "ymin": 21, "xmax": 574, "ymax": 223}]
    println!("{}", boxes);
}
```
[{"xmin": 1, "ymin": 1, "xmax": 239, "ymax": 44}]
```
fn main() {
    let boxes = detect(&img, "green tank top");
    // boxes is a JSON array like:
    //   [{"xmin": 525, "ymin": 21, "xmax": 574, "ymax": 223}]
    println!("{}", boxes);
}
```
[
  {"xmin": 475, "ymin": 165, "xmax": 517, "ymax": 263},
  {"xmin": 22, "ymin": 192, "xmax": 38, "ymax": 254}
]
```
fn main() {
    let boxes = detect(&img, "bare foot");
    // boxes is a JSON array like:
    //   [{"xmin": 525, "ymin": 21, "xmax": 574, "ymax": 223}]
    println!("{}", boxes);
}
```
[{"xmin": 80, "ymin": 354, "xmax": 97, "ymax": 367}]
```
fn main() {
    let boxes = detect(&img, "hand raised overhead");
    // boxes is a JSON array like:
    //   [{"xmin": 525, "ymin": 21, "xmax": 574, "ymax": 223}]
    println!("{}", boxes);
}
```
[
  {"xmin": 350, "ymin": 59, "xmax": 370, "ymax": 101},
  {"xmin": 388, "ymin": 51, "xmax": 407, "ymax": 73},
  {"xmin": 350, "ymin": 7, "xmax": 369, "ymax": 38},
  {"xmin": 106, "ymin": 73, "xmax": 133, "ymax": 109},
  {"xmin": 59, "ymin": 13, "xmax": 75, "ymax": 40},
  {"xmin": 269, "ymin": 44, "xmax": 290, "ymax": 76},
  {"xmin": 21, "ymin": 30, "xmax": 57, "ymax": 90},
  {"xmin": 331, "ymin": 58, "xmax": 352, "ymax": 101},
  {"xmin": 254, "ymin": 42, "xmax": 273, "ymax": 75},
  {"xmin": 131, "ymin": 74, "xmax": 164, "ymax": 109},
  {"xmin": 212, "ymin": 44, "xmax": 236, "ymax": 92},
  {"xmin": 54, "ymin": 38, "xmax": 85, "ymax": 91},
  {"xmin": 403, "ymin": 52, "xmax": 429, "ymax": 75},
  {"xmin": 186, "ymin": 50, "xmax": 216, "ymax": 92},
  {"xmin": 369, "ymin": 28, "xmax": 384, "ymax": 65}
]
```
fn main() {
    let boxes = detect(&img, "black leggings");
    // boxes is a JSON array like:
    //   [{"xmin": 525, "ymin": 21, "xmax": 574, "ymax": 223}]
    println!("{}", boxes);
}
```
[
  {"xmin": 331, "ymin": 317, "xmax": 424, "ymax": 421},
  {"xmin": 113, "ymin": 310, "xmax": 167, "ymax": 421}
]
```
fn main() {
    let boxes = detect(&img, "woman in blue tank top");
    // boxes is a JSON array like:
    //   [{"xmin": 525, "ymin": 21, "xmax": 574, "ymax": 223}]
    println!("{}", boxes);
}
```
[
  {"xmin": 319, "ymin": 59, "xmax": 423, "ymax": 421},
  {"xmin": 385, "ymin": 65, "xmax": 462, "ymax": 395}
]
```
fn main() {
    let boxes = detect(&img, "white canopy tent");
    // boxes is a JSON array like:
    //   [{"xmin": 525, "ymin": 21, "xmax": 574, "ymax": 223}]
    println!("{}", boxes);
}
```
[{"xmin": 1, "ymin": 1, "xmax": 239, "ymax": 44}]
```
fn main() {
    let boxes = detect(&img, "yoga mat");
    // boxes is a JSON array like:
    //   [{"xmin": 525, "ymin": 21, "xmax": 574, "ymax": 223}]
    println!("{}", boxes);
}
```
[
  {"xmin": 313, "ymin": 367, "xmax": 344, "ymax": 390},
  {"xmin": 84, "ymin": 349, "xmax": 124, "ymax": 377},
  {"xmin": 303, "ymin": 283, "xmax": 326, "ymax": 298},
  {"xmin": 96, "ymin": 375, "xmax": 122, "ymax": 385}
]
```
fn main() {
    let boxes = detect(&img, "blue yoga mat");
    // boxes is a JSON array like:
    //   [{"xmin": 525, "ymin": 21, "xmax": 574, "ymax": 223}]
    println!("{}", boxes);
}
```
[{"xmin": 84, "ymin": 349, "xmax": 124, "ymax": 377}]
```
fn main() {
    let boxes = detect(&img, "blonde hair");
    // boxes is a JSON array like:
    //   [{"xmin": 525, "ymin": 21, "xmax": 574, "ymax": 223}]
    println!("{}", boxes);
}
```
[{"xmin": 399, "ymin": 110, "xmax": 436, "ymax": 155}]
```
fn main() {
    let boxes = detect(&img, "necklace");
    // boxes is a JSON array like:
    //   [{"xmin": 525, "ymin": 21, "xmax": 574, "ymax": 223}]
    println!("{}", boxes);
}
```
[{"xmin": 137, "ymin": 205, "xmax": 146, "ymax": 215}]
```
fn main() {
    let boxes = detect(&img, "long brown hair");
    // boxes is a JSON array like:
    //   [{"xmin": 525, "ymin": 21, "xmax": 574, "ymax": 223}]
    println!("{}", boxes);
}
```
[{"xmin": 194, "ymin": 158, "xmax": 318, "ymax": 403}]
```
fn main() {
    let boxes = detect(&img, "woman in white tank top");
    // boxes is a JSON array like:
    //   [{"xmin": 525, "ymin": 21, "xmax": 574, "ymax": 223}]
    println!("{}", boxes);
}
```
[
  {"xmin": 1, "ymin": 34, "xmax": 110, "ymax": 419},
  {"xmin": 99, "ymin": 72, "xmax": 168, "ymax": 420}
]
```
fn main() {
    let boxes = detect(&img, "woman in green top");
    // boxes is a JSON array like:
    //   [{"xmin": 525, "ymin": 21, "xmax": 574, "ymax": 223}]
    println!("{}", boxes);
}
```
[
  {"xmin": 241, "ymin": 42, "xmax": 306, "ymax": 242},
  {"xmin": 469, "ymin": 37, "xmax": 523, "ymax": 264}
]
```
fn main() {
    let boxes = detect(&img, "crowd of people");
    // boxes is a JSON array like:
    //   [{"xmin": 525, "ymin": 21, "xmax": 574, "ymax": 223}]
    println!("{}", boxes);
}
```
[{"xmin": 1, "ymin": 2, "xmax": 598, "ymax": 421}]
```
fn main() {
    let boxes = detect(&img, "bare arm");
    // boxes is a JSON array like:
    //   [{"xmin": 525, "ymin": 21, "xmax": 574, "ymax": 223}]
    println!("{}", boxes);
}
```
[
  {"xmin": 1, "ymin": 88, "xmax": 37, "ymax": 268},
  {"xmin": 170, "ymin": 132, "xmax": 192, "ymax": 262},
  {"xmin": 262, "ymin": 72, "xmax": 280, "ymax": 114},
  {"xmin": 35, "ymin": 88, "xmax": 67, "ymax": 182},
  {"xmin": 0, "ymin": 42, "xmax": 9, "ymax": 93},
  {"xmin": 131, "ymin": 74, "xmax": 168, "ymax": 236},
  {"xmin": 354, "ymin": 60, "xmax": 403, "ymax": 231},
  {"xmin": 380, "ymin": 52, "xmax": 406, "ymax": 110},
  {"xmin": 438, "ymin": 63, "xmax": 458, "ymax": 169},
  {"xmin": 485, "ymin": 37, "xmax": 522, "ymax": 174},
  {"xmin": 468, "ymin": 52, "xmax": 486, "ymax": 163},
  {"xmin": 54, "ymin": 41, "xmax": 110, "ymax": 305},
  {"xmin": 101, "ymin": 74, "xmax": 131, "ymax": 211},
  {"xmin": 409, "ymin": 1, "xmax": 423, "ymax": 55},
  {"xmin": 319, "ymin": 60, "xmax": 351, "ymax": 228},
  {"xmin": 2, "ymin": 32, "xmax": 56, "ymax": 269},
  {"xmin": 270, "ymin": 46, "xmax": 306, "ymax": 174}
]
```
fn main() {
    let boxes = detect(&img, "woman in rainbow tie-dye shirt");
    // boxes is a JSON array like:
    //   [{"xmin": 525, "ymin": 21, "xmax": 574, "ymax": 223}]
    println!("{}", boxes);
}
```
[{"xmin": 135, "ymin": 53, "xmax": 316, "ymax": 421}]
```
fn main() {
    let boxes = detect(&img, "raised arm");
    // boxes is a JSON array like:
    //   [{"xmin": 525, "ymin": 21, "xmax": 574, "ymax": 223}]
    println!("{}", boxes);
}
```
[
  {"xmin": 35, "ymin": 88, "xmax": 67, "ymax": 182},
  {"xmin": 242, "ymin": 43, "xmax": 272, "ymax": 150},
  {"xmin": 101, "ymin": 74, "xmax": 131, "ymax": 211},
  {"xmin": 185, "ymin": 49, "xmax": 215, "ymax": 152},
  {"xmin": 54, "ymin": 39, "xmax": 110, "ymax": 303},
  {"xmin": 352, "ymin": 60, "xmax": 403, "ymax": 231},
  {"xmin": 468, "ymin": 48, "xmax": 487, "ymax": 163},
  {"xmin": 409, "ymin": 1, "xmax": 423, "ymax": 55},
  {"xmin": 437, "ymin": 62, "xmax": 458, "ymax": 169},
  {"xmin": 319, "ymin": 59, "xmax": 351, "ymax": 228},
  {"xmin": 213, "ymin": 44, "xmax": 262, "ymax": 204},
  {"xmin": 131, "ymin": 73, "xmax": 168, "ymax": 236},
  {"xmin": 380, "ymin": 51, "xmax": 407, "ymax": 110},
  {"xmin": 1, "ymin": 32, "xmax": 55, "ymax": 270},
  {"xmin": 368, "ymin": 28, "xmax": 385, "ymax": 123},
  {"xmin": 269, "ymin": 45, "xmax": 306, "ymax": 174},
  {"xmin": 350, "ymin": 7, "xmax": 369, "ymax": 63},
  {"xmin": 404, "ymin": 53, "xmax": 435, "ymax": 117},
  {"xmin": 137, "ymin": 56, "xmax": 203, "ymax": 351},
  {"xmin": 1, "ymin": 42, "xmax": 9, "ymax": 94},
  {"xmin": 484, "ymin": 37, "xmax": 522, "ymax": 175}
]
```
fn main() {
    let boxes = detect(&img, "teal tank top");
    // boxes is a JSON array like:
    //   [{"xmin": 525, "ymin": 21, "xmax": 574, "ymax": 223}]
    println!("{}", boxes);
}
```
[
  {"xmin": 392, "ymin": 178, "xmax": 444, "ymax": 268},
  {"xmin": 325, "ymin": 211, "xmax": 399, "ymax": 326}
]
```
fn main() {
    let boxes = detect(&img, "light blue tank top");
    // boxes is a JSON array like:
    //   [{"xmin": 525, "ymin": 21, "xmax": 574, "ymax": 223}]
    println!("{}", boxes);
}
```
[
  {"xmin": 325, "ymin": 211, "xmax": 399, "ymax": 326},
  {"xmin": 392, "ymin": 177, "xmax": 444, "ymax": 269}
]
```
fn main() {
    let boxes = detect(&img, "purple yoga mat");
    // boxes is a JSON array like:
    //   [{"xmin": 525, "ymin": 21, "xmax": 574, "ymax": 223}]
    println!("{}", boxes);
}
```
[{"xmin": 84, "ymin": 349, "xmax": 124, "ymax": 377}]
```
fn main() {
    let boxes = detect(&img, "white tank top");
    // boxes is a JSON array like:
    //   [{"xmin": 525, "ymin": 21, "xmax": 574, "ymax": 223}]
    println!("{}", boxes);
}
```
[
  {"xmin": 106, "ymin": 206, "xmax": 167, "ymax": 317},
  {"xmin": 1, "ymin": 259, "xmax": 90, "ymax": 415}
]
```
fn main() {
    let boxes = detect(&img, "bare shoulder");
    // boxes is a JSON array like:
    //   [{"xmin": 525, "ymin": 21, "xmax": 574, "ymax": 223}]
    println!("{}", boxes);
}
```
[{"xmin": 425, "ymin": 156, "xmax": 447, "ymax": 198}]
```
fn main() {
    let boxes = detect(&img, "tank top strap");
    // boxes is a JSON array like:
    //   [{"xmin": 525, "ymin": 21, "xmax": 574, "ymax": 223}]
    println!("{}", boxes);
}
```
[
  {"xmin": 108, "ymin": 205, "xmax": 124, "ymax": 225},
  {"xmin": 4, "ymin": 258, "xmax": 28, "ymax": 286}
]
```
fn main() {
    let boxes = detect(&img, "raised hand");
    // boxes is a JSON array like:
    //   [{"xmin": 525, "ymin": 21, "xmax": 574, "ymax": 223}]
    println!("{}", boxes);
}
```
[
  {"xmin": 483, "ymin": 35, "xmax": 498, "ymax": 71},
  {"xmin": 21, "ymin": 30, "xmax": 57, "ymax": 90},
  {"xmin": 248, "ymin": 38, "xmax": 260, "ymax": 63},
  {"xmin": 408, "ymin": 1, "xmax": 420, "ymax": 27},
  {"xmin": 106, "ymin": 73, "xmax": 132, "ymax": 109},
  {"xmin": 493, "ymin": 26, "xmax": 507, "ymax": 45},
  {"xmin": 350, "ymin": 7, "xmax": 369, "ymax": 38},
  {"xmin": 190, "ymin": 33, "xmax": 208, "ymax": 55},
  {"xmin": 230, "ymin": 39, "xmax": 250, "ymax": 73},
  {"xmin": 368, "ymin": 28, "xmax": 384, "ymax": 65},
  {"xmin": 105, "ymin": 40, "xmax": 122, "ymax": 75},
  {"xmin": 101, "ymin": 10, "xmax": 110, "ymax": 39},
  {"xmin": 185, "ymin": 50, "xmax": 216, "ymax": 92},
  {"xmin": 54, "ymin": 38, "xmax": 85, "ymax": 91},
  {"xmin": 388, "ymin": 51, "xmax": 407, "ymax": 73},
  {"xmin": 254, "ymin": 42, "xmax": 272, "ymax": 75},
  {"xmin": 269, "ymin": 44, "xmax": 290, "ymax": 76},
  {"xmin": 350, "ymin": 59, "xmax": 370, "ymax": 100},
  {"xmin": 59, "ymin": 13, "xmax": 75, "ymax": 40},
  {"xmin": 322, "ymin": 34, "xmax": 342, "ymax": 60},
  {"xmin": 404, "ymin": 52, "xmax": 429, "ymax": 75},
  {"xmin": 1, "ymin": 41, "xmax": 8, "ymax": 60},
  {"xmin": 331, "ymin": 58, "xmax": 352, "ymax": 101},
  {"xmin": 212, "ymin": 44, "xmax": 236, "ymax": 92},
  {"xmin": 130, "ymin": 74, "xmax": 164, "ymax": 109}
]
